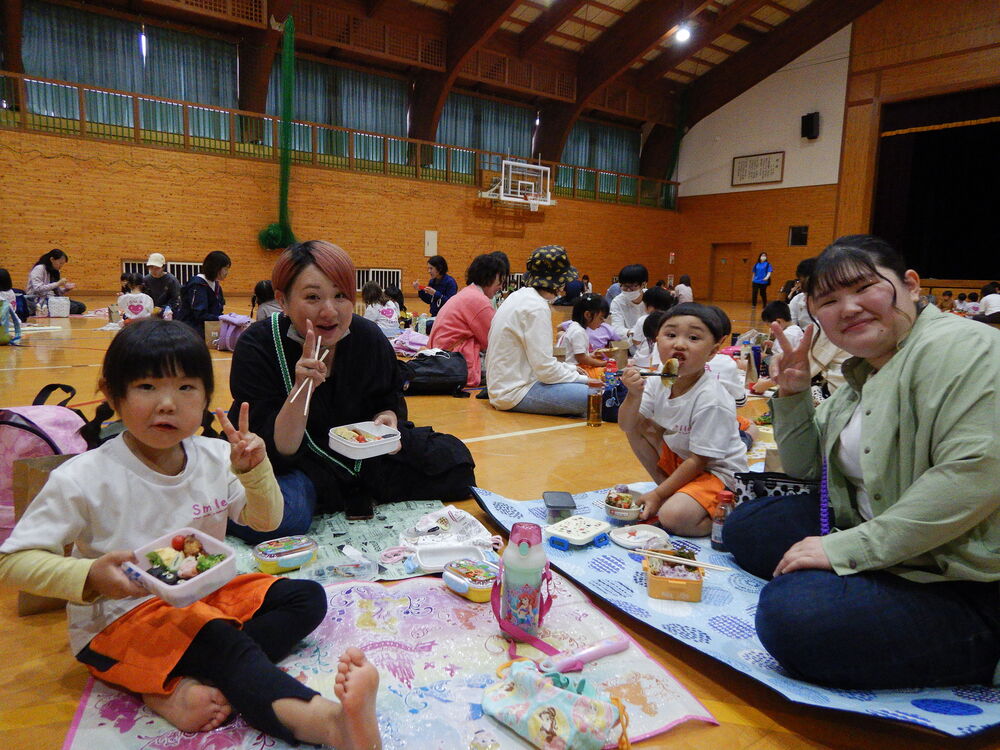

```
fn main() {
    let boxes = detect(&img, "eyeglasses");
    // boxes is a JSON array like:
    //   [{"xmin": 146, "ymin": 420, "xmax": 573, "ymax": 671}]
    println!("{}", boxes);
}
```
[{"xmin": 620, "ymin": 283, "xmax": 642, "ymax": 292}]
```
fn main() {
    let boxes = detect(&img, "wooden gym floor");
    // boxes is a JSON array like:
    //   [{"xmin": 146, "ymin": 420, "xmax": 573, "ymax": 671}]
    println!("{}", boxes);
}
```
[{"xmin": 1, "ymin": 295, "xmax": 996, "ymax": 750}]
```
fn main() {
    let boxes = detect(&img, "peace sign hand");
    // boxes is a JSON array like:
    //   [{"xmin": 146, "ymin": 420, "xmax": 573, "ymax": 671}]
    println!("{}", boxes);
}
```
[
  {"xmin": 216, "ymin": 403, "xmax": 266, "ymax": 472},
  {"xmin": 771, "ymin": 323, "xmax": 814, "ymax": 396}
]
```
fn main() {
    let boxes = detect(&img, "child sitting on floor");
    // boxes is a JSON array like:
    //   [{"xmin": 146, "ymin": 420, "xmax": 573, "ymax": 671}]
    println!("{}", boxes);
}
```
[
  {"xmin": 619, "ymin": 303, "xmax": 749, "ymax": 536},
  {"xmin": 0, "ymin": 320, "xmax": 382, "ymax": 749},
  {"xmin": 632, "ymin": 287, "xmax": 676, "ymax": 367},
  {"xmin": 557, "ymin": 293, "xmax": 611, "ymax": 378},
  {"xmin": 751, "ymin": 301, "xmax": 804, "ymax": 395},
  {"xmin": 117, "ymin": 272, "xmax": 154, "ymax": 323},
  {"xmin": 362, "ymin": 281, "xmax": 400, "ymax": 335},
  {"xmin": 251, "ymin": 280, "xmax": 282, "ymax": 321}
]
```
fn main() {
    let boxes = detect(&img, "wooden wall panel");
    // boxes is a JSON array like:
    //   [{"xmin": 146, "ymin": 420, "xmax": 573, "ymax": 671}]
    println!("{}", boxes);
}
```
[
  {"xmin": 834, "ymin": 0, "xmax": 1000, "ymax": 238},
  {"xmin": 675, "ymin": 185, "xmax": 839, "ymax": 302},
  {"xmin": 0, "ymin": 129, "xmax": 679, "ymax": 297}
]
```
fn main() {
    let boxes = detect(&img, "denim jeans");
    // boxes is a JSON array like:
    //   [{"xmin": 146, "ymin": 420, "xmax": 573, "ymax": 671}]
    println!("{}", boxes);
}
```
[
  {"xmin": 724, "ymin": 494, "xmax": 1000, "ymax": 688},
  {"xmin": 509, "ymin": 380, "xmax": 589, "ymax": 417},
  {"xmin": 227, "ymin": 469, "xmax": 317, "ymax": 545}
]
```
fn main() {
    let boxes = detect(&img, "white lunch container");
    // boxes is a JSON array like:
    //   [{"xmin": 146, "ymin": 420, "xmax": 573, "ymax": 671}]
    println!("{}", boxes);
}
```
[
  {"xmin": 328, "ymin": 421, "xmax": 401, "ymax": 460},
  {"xmin": 122, "ymin": 527, "xmax": 236, "ymax": 608}
]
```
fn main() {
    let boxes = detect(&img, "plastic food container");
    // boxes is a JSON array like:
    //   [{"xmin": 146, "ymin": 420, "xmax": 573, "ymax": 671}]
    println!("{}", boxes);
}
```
[
  {"xmin": 328, "ymin": 421, "xmax": 401, "ymax": 460},
  {"xmin": 442, "ymin": 559, "xmax": 499, "ymax": 602},
  {"xmin": 122, "ymin": 527, "xmax": 235, "ymax": 608},
  {"xmin": 543, "ymin": 515, "xmax": 611, "ymax": 551},
  {"xmin": 299, "ymin": 558, "xmax": 377, "ymax": 584},
  {"xmin": 414, "ymin": 544, "xmax": 492, "ymax": 573},
  {"xmin": 609, "ymin": 524, "xmax": 670, "ymax": 550},
  {"xmin": 643, "ymin": 559, "xmax": 703, "ymax": 602},
  {"xmin": 253, "ymin": 535, "xmax": 318, "ymax": 575}
]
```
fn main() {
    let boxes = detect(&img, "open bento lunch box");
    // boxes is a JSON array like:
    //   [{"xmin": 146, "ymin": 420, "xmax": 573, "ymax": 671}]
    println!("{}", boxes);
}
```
[
  {"xmin": 328, "ymin": 421, "xmax": 401, "ymax": 459},
  {"xmin": 122, "ymin": 527, "xmax": 236, "ymax": 608}
]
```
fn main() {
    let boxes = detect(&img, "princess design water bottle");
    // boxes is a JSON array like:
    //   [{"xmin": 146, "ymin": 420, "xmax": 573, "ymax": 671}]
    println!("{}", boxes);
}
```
[
  {"xmin": 162, "ymin": 305, "xmax": 173, "ymax": 321},
  {"xmin": 500, "ymin": 522, "xmax": 546, "ymax": 636}
]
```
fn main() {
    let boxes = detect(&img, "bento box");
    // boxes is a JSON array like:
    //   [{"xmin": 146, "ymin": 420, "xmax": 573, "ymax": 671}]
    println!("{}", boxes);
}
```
[
  {"xmin": 442, "ymin": 558, "xmax": 499, "ymax": 602},
  {"xmin": 642, "ymin": 557, "xmax": 703, "ymax": 602},
  {"xmin": 122, "ymin": 527, "xmax": 235, "ymax": 608},
  {"xmin": 253, "ymin": 535, "xmax": 318, "ymax": 574},
  {"xmin": 328, "ymin": 421, "xmax": 401, "ymax": 459}
]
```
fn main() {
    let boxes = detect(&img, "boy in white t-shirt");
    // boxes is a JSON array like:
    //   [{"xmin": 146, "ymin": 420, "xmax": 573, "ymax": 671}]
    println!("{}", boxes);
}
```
[
  {"xmin": 751, "ymin": 301, "xmax": 804, "ymax": 395},
  {"xmin": 619, "ymin": 303, "xmax": 748, "ymax": 537}
]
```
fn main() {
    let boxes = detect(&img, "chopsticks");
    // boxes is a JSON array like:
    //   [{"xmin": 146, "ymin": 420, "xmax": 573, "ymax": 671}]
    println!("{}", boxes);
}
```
[
  {"xmin": 638, "ymin": 371, "xmax": 675, "ymax": 377},
  {"xmin": 289, "ymin": 338, "xmax": 329, "ymax": 415},
  {"xmin": 637, "ymin": 549, "xmax": 731, "ymax": 572}
]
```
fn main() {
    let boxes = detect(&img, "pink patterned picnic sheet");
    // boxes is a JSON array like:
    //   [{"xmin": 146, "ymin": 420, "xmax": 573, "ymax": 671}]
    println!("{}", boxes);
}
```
[{"xmin": 64, "ymin": 573, "xmax": 714, "ymax": 749}]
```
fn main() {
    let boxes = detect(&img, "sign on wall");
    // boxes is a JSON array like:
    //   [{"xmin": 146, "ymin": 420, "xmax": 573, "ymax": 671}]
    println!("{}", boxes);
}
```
[{"xmin": 731, "ymin": 151, "xmax": 784, "ymax": 186}]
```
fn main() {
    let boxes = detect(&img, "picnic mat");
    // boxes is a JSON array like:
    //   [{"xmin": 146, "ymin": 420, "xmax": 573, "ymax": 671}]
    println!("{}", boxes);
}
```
[
  {"xmin": 227, "ymin": 499, "xmax": 446, "ymax": 581},
  {"xmin": 64, "ymin": 575, "xmax": 714, "ymax": 749},
  {"xmin": 475, "ymin": 484, "xmax": 1000, "ymax": 738}
]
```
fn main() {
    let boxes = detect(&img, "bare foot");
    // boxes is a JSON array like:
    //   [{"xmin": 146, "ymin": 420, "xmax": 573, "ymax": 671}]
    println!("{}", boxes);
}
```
[
  {"xmin": 143, "ymin": 677, "xmax": 231, "ymax": 732},
  {"xmin": 334, "ymin": 648, "xmax": 382, "ymax": 750}
]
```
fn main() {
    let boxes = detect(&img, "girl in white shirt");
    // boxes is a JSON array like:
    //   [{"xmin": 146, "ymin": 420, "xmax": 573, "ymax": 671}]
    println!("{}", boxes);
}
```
[
  {"xmin": 557, "ymin": 293, "xmax": 611, "ymax": 374},
  {"xmin": 117, "ymin": 273, "xmax": 154, "ymax": 323},
  {"xmin": 0, "ymin": 320, "xmax": 381, "ymax": 748},
  {"xmin": 361, "ymin": 281, "xmax": 401, "ymax": 334},
  {"xmin": 619, "ymin": 303, "xmax": 749, "ymax": 536}
]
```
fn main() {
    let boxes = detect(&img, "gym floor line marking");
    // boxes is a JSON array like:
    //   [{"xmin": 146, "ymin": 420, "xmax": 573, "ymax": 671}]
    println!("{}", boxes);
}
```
[
  {"xmin": 462, "ymin": 422, "xmax": 586, "ymax": 443},
  {"xmin": 0, "ymin": 357, "xmax": 233, "ymax": 373}
]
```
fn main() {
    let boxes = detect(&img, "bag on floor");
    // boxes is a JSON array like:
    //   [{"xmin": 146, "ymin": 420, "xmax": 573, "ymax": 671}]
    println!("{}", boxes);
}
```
[
  {"xmin": 601, "ymin": 375, "xmax": 628, "ymax": 423},
  {"xmin": 0, "ymin": 384, "xmax": 89, "ymax": 541},
  {"xmin": 216, "ymin": 313, "xmax": 254, "ymax": 351},
  {"xmin": 0, "ymin": 300, "xmax": 21, "ymax": 345},
  {"xmin": 732, "ymin": 471, "xmax": 819, "ymax": 507},
  {"xmin": 46, "ymin": 296, "xmax": 71, "ymax": 318},
  {"xmin": 400, "ymin": 349, "xmax": 468, "ymax": 395}
]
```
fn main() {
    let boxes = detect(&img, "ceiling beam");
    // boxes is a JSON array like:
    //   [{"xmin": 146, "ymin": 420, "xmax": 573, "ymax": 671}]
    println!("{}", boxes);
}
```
[
  {"xmin": 520, "ymin": 0, "xmax": 588, "ymax": 57},
  {"xmin": 635, "ymin": 0, "xmax": 770, "ymax": 87},
  {"xmin": 686, "ymin": 0, "xmax": 885, "ymax": 126},
  {"xmin": 578, "ymin": 0, "xmax": 714, "ymax": 103},
  {"xmin": 724, "ymin": 23, "xmax": 764, "ymax": 44},
  {"xmin": 409, "ymin": 0, "xmax": 521, "ymax": 143},
  {"xmin": 237, "ymin": 0, "xmax": 293, "ymax": 116}
]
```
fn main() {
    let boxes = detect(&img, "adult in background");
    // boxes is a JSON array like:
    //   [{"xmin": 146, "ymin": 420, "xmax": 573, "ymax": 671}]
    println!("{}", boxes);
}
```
[
  {"xmin": 229, "ymin": 241, "xmax": 475, "ymax": 541},
  {"xmin": 412, "ymin": 255, "xmax": 457, "ymax": 316},
  {"xmin": 142, "ymin": 252, "xmax": 181, "ymax": 315},
  {"xmin": 486, "ymin": 245, "xmax": 600, "ymax": 417},
  {"xmin": 723, "ymin": 236, "xmax": 1000, "ymax": 689},
  {"xmin": 673, "ymin": 275, "xmax": 693, "ymax": 304},
  {"xmin": 751, "ymin": 252, "xmax": 773, "ymax": 309},
  {"xmin": 178, "ymin": 251, "xmax": 230, "ymax": 336},
  {"xmin": 582, "ymin": 274, "xmax": 593, "ymax": 294},
  {"xmin": 609, "ymin": 264, "xmax": 649, "ymax": 341},
  {"xmin": 553, "ymin": 275, "xmax": 584, "ymax": 306},
  {"xmin": 26, "ymin": 248, "xmax": 86, "ymax": 314},
  {"xmin": 428, "ymin": 253, "xmax": 507, "ymax": 387}
]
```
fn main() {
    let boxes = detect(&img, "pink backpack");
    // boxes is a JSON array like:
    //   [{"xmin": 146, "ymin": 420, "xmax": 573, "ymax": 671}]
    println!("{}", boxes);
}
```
[
  {"xmin": 216, "ymin": 313, "xmax": 254, "ymax": 352},
  {"xmin": 0, "ymin": 385, "xmax": 88, "ymax": 543}
]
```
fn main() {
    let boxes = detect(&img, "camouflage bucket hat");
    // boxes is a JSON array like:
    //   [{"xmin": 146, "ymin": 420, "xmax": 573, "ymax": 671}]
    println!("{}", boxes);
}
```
[{"xmin": 522, "ymin": 244, "xmax": 578, "ymax": 292}]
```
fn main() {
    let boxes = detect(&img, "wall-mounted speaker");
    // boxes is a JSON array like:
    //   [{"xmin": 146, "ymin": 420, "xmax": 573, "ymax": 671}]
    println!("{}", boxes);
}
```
[{"xmin": 801, "ymin": 112, "xmax": 820, "ymax": 140}]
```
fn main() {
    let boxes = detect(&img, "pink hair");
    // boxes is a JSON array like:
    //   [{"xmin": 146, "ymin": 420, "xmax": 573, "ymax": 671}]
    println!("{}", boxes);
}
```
[{"xmin": 271, "ymin": 240, "xmax": 356, "ymax": 300}]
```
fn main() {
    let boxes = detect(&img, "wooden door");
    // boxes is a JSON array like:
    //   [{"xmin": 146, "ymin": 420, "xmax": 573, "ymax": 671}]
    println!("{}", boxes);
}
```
[{"xmin": 710, "ymin": 243, "xmax": 753, "ymax": 301}]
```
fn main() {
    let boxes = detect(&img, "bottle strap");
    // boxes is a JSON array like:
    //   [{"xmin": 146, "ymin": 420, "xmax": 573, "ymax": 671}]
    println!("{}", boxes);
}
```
[{"xmin": 491, "ymin": 561, "xmax": 560, "ymax": 659}]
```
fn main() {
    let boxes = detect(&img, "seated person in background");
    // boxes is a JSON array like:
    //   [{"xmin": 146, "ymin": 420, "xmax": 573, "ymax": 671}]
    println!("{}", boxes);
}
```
[
  {"xmin": 553, "ymin": 276, "xmax": 584, "ymax": 306},
  {"xmin": 556, "ymin": 293, "xmax": 611, "ymax": 379},
  {"xmin": 609, "ymin": 264, "xmax": 649, "ymax": 342},
  {"xmin": 427, "ymin": 252, "xmax": 507, "ymax": 387},
  {"xmin": 229, "ymin": 240, "xmax": 475, "ymax": 538},
  {"xmin": 605, "ymin": 280, "xmax": 621, "ymax": 304},
  {"xmin": 673, "ymin": 275, "xmax": 694, "ymax": 304},
  {"xmin": 361, "ymin": 281, "xmax": 400, "ymax": 335},
  {"xmin": 250, "ymin": 280, "xmax": 282, "ymax": 321},
  {"xmin": 954, "ymin": 292, "xmax": 968, "ymax": 313},
  {"xmin": 26, "ymin": 248, "xmax": 86, "ymax": 315},
  {"xmin": 937, "ymin": 290, "xmax": 954, "ymax": 311},
  {"xmin": 117, "ymin": 272, "xmax": 154, "ymax": 323},
  {"xmin": 631, "ymin": 286, "xmax": 676, "ymax": 365},
  {"xmin": 723, "ymin": 235, "xmax": 1000, "ymax": 690},
  {"xmin": 178, "ymin": 251, "xmax": 230, "ymax": 336},
  {"xmin": 618, "ymin": 303, "xmax": 749, "ymax": 536},
  {"xmin": 973, "ymin": 282, "xmax": 1000, "ymax": 324},
  {"xmin": 788, "ymin": 258, "xmax": 814, "ymax": 329},
  {"xmin": 412, "ymin": 255, "xmax": 457, "ymax": 316},
  {"xmin": 385, "ymin": 284, "xmax": 407, "ymax": 315},
  {"xmin": 966, "ymin": 292, "xmax": 981, "ymax": 315},
  {"xmin": 751, "ymin": 300, "xmax": 804, "ymax": 395},
  {"xmin": 143, "ymin": 253, "xmax": 181, "ymax": 316},
  {"xmin": 485, "ymin": 245, "xmax": 600, "ymax": 418}
]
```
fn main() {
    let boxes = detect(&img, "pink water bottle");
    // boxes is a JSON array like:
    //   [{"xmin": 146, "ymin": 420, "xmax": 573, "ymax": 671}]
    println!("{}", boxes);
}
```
[{"xmin": 500, "ymin": 522, "xmax": 546, "ymax": 636}]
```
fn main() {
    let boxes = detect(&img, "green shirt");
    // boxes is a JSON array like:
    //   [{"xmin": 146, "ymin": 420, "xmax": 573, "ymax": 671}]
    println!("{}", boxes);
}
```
[{"xmin": 772, "ymin": 304, "xmax": 1000, "ymax": 583}]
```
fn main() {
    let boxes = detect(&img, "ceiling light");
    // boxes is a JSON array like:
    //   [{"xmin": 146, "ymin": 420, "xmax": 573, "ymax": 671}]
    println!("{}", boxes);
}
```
[{"xmin": 675, "ymin": 25, "xmax": 691, "ymax": 43}]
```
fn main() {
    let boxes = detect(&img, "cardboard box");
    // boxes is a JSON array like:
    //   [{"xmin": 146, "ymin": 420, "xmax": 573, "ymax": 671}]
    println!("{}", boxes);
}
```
[
  {"xmin": 204, "ymin": 320, "xmax": 221, "ymax": 349},
  {"xmin": 12, "ymin": 454, "xmax": 76, "ymax": 616}
]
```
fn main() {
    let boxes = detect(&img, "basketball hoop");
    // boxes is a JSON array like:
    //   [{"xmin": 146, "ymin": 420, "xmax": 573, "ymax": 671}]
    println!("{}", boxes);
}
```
[{"xmin": 526, "ymin": 193, "xmax": 540, "ymax": 212}]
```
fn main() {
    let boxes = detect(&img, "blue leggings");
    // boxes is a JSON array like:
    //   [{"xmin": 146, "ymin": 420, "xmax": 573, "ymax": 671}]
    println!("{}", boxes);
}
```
[{"xmin": 723, "ymin": 494, "xmax": 1000, "ymax": 688}]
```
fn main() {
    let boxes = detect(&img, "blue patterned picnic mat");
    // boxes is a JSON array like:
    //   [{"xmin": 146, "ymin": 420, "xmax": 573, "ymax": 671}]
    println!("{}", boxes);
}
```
[{"xmin": 474, "ymin": 484, "xmax": 1000, "ymax": 737}]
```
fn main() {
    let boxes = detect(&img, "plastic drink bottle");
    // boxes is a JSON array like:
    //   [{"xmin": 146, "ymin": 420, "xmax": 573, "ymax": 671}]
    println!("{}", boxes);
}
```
[
  {"xmin": 710, "ymin": 491, "xmax": 735, "ymax": 551},
  {"xmin": 163, "ymin": 305, "xmax": 173, "ymax": 320},
  {"xmin": 501, "ymin": 522, "xmax": 546, "ymax": 635}
]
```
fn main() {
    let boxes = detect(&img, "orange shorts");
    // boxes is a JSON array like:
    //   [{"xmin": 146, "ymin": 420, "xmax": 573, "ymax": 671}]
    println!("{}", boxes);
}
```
[
  {"xmin": 81, "ymin": 573, "xmax": 278, "ymax": 695},
  {"xmin": 657, "ymin": 444, "xmax": 727, "ymax": 514}
]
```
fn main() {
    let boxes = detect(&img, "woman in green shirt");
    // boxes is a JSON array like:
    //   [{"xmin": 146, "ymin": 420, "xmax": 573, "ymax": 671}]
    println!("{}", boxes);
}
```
[{"xmin": 724, "ymin": 235, "xmax": 1000, "ymax": 689}]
